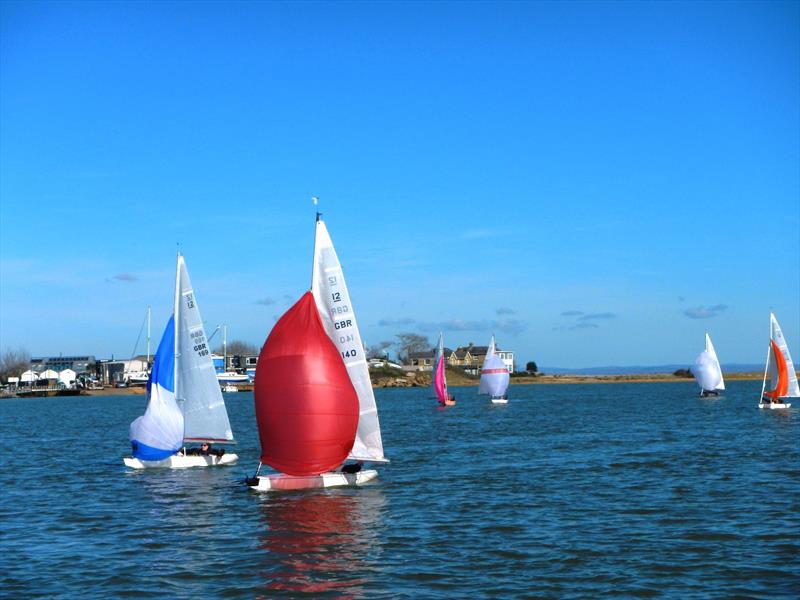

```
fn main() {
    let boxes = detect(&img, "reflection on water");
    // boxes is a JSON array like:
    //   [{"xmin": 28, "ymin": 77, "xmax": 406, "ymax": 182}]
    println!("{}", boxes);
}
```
[{"xmin": 256, "ymin": 488, "xmax": 386, "ymax": 597}]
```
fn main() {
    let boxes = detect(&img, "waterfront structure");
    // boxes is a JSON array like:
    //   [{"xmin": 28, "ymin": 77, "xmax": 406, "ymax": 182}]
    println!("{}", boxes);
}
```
[
  {"xmin": 449, "ymin": 343, "xmax": 515, "ymax": 375},
  {"xmin": 408, "ymin": 342, "xmax": 515, "ymax": 373},
  {"xmin": 408, "ymin": 348, "xmax": 441, "ymax": 371},
  {"xmin": 30, "ymin": 355, "xmax": 95, "ymax": 374}
]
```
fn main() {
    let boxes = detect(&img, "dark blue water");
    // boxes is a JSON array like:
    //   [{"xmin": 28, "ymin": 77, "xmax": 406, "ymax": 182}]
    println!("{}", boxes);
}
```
[{"xmin": 2, "ymin": 380, "xmax": 798, "ymax": 598}]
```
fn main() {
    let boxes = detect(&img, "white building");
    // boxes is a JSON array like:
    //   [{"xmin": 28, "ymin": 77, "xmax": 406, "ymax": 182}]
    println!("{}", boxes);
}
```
[{"xmin": 496, "ymin": 349, "xmax": 515, "ymax": 373}]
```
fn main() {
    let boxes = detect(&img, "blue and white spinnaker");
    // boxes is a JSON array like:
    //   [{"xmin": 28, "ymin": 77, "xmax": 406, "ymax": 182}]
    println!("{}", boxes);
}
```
[{"xmin": 129, "ymin": 316, "xmax": 184, "ymax": 460}]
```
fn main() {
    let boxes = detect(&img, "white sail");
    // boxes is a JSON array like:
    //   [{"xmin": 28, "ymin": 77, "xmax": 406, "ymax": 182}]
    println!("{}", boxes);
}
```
[
  {"xmin": 478, "ymin": 336, "xmax": 508, "ymax": 396},
  {"xmin": 769, "ymin": 313, "xmax": 800, "ymax": 397},
  {"xmin": 311, "ymin": 217, "xmax": 387, "ymax": 463},
  {"xmin": 480, "ymin": 353, "xmax": 510, "ymax": 398},
  {"xmin": 175, "ymin": 254, "xmax": 234, "ymax": 443},
  {"xmin": 693, "ymin": 351, "xmax": 719, "ymax": 392},
  {"xmin": 704, "ymin": 333, "xmax": 725, "ymax": 391},
  {"xmin": 129, "ymin": 315, "xmax": 184, "ymax": 460}
]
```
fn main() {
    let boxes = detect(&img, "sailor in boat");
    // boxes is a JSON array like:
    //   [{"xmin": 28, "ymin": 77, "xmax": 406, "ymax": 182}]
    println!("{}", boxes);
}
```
[
  {"xmin": 340, "ymin": 461, "xmax": 363, "ymax": 474},
  {"xmin": 700, "ymin": 390, "xmax": 719, "ymax": 397},
  {"xmin": 186, "ymin": 442, "xmax": 225, "ymax": 457}
]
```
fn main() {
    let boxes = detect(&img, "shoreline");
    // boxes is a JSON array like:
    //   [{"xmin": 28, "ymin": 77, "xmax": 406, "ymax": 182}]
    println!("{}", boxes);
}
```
[{"xmin": 4, "ymin": 372, "xmax": 770, "ymax": 398}]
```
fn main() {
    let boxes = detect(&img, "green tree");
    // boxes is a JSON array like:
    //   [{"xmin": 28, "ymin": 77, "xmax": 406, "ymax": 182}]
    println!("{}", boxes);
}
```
[{"xmin": 526, "ymin": 361, "xmax": 538, "ymax": 373}]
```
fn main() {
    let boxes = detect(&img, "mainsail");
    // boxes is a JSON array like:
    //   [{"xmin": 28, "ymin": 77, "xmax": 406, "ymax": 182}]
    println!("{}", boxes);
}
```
[
  {"xmin": 311, "ymin": 216, "xmax": 387, "ymax": 463},
  {"xmin": 433, "ymin": 333, "xmax": 448, "ymax": 404},
  {"xmin": 764, "ymin": 313, "xmax": 800, "ymax": 400},
  {"xmin": 129, "ymin": 316, "xmax": 184, "ymax": 460},
  {"xmin": 480, "ymin": 337, "xmax": 510, "ymax": 398},
  {"xmin": 693, "ymin": 333, "xmax": 724, "ymax": 392},
  {"xmin": 174, "ymin": 254, "xmax": 234, "ymax": 443},
  {"xmin": 254, "ymin": 292, "xmax": 360, "ymax": 476}
]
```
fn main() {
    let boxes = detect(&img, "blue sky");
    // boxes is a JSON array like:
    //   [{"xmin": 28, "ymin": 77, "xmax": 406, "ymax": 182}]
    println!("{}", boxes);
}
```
[{"xmin": 1, "ymin": 1, "xmax": 798, "ymax": 368}]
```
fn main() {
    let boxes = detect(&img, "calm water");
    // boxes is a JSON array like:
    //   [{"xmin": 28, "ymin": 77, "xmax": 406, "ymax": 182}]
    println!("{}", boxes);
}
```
[{"xmin": 1, "ymin": 380, "xmax": 798, "ymax": 598}]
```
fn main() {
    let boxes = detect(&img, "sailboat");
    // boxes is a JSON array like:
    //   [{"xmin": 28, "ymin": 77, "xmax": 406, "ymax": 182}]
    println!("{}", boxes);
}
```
[
  {"xmin": 124, "ymin": 253, "xmax": 238, "ymax": 469},
  {"xmin": 433, "ymin": 333, "xmax": 455, "ymax": 406},
  {"xmin": 758, "ymin": 312, "xmax": 799, "ymax": 409},
  {"xmin": 479, "ymin": 335, "xmax": 510, "ymax": 404},
  {"xmin": 692, "ymin": 333, "xmax": 725, "ymax": 397},
  {"xmin": 247, "ymin": 212, "xmax": 387, "ymax": 491}
]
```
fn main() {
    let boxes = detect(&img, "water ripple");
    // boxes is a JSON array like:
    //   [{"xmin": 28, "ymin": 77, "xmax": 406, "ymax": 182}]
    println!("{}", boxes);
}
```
[{"xmin": 1, "ymin": 381, "xmax": 799, "ymax": 597}]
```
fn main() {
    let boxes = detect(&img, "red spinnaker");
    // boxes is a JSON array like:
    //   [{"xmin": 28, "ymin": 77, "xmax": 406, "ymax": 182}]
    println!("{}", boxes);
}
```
[
  {"xmin": 254, "ymin": 291, "xmax": 359, "ymax": 476},
  {"xmin": 765, "ymin": 339, "xmax": 789, "ymax": 400}
]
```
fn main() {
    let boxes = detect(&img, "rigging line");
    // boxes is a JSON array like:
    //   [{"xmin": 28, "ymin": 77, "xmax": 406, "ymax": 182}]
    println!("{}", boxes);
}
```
[{"xmin": 129, "ymin": 309, "xmax": 149, "ymax": 362}]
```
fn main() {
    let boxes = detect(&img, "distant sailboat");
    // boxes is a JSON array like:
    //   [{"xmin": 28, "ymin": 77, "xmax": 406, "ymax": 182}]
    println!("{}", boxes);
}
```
[
  {"xmin": 433, "ymin": 333, "xmax": 455, "ymax": 406},
  {"xmin": 247, "ymin": 212, "xmax": 386, "ymax": 491},
  {"xmin": 479, "ymin": 335, "xmax": 510, "ymax": 404},
  {"xmin": 124, "ymin": 253, "xmax": 238, "ymax": 469},
  {"xmin": 692, "ymin": 333, "xmax": 725, "ymax": 397},
  {"xmin": 759, "ymin": 313, "xmax": 799, "ymax": 409}
]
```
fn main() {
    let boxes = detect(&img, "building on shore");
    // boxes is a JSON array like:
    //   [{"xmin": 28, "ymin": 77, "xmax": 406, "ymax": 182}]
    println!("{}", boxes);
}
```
[
  {"xmin": 30, "ymin": 355, "xmax": 96, "ymax": 374},
  {"xmin": 407, "ymin": 342, "xmax": 515, "ymax": 374}
]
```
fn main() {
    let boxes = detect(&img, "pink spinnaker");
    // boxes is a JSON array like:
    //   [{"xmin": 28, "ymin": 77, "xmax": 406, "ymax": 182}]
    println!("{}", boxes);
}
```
[{"xmin": 433, "ymin": 355, "xmax": 448, "ymax": 404}]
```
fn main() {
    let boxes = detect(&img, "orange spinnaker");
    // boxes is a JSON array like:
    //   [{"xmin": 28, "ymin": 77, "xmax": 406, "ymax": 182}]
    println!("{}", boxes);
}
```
[
  {"xmin": 254, "ymin": 291, "xmax": 359, "ymax": 476},
  {"xmin": 765, "ymin": 339, "xmax": 789, "ymax": 400}
]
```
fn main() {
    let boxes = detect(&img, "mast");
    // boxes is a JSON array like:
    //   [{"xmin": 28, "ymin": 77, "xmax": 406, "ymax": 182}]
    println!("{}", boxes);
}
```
[
  {"xmin": 311, "ymin": 196, "xmax": 320, "ymax": 289},
  {"xmin": 223, "ymin": 325, "xmax": 228, "ymax": 371},
  {"xmin": 759, "ymin": 315, "xmax": 772, "ymax": 402},
  {"xmin": 146, "ymin": 306, "xmax": 151, "ymax": 363},
  {"xmin": 174, "ymin": 252, "xmax": 181, "ymax": 405}
]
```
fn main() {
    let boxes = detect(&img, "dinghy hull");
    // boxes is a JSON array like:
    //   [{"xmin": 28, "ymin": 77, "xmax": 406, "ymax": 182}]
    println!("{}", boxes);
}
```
[
  {"xmin": 124, "ymin": 453, "xmax": 238, "ymax": 469},
  {"xmin": 491, "ymin": 398, "xmax": 508, "ymax": 404},
  {"xmin": 758, "ymin": 402, "xmax": 791, "ymax": 409},
  {"xmin": 248, "ymin": 469, "xmax": 378, "ymax": 492}
]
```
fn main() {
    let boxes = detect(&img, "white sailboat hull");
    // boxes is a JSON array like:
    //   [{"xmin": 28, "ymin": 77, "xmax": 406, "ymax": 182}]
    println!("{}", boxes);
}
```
[
  {"xmin": 248, "ymin": 469, "xmax": 378, "ymax": 492},
  {"xmin": 758, "ymin": 402, "xmax": 792, "ymax": 410},
  {"xmin": 491, "ymin": 397, "xmax": 508, "ymax": 404},
  {"xmin": 123, "ymin": 453, "xmax": 239, "ymax": 469}
]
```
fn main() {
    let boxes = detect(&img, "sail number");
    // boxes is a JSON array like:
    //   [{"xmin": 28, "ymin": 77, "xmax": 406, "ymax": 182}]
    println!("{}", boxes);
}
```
[
  {"xmin": 190, "ymin": 330, "xmax": 208, "ymax": 356},
  {"xmin": 330, "ymin": 305, "xmax": 349, "ymax": 316},
  {"xmin": 185, "ymin": 293, "xmax": 195, "ymax": 309},
  {"xmin": 341, "ymin": 348, "xmax": 357, "ymax": 359}
]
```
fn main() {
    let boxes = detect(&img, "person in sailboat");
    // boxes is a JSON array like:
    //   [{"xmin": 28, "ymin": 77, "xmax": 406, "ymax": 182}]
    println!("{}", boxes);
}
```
[
  {"xmin": 340, "ymin": 461, "xmax": 363, "ymax": 474},
  {"xmin": 187, "ymin": 442, "xmax": 225, "ymax": 457}
]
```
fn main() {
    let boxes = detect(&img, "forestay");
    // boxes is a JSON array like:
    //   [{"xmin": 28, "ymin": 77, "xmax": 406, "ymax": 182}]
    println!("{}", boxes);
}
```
[
  {"xmin": 129, "ymin": 317, "xmax": 184, "ymax": 460},
  {"xmin": 175, "ymin": 255, "xmax": 234, "ymax": 443},
  {"xmin": 768, "ymin": 313, "xmax": 800, "ymax": 398},
  {"xmin": 311, "ymin": 218, "xmax": 387, "ymax": 463}
]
